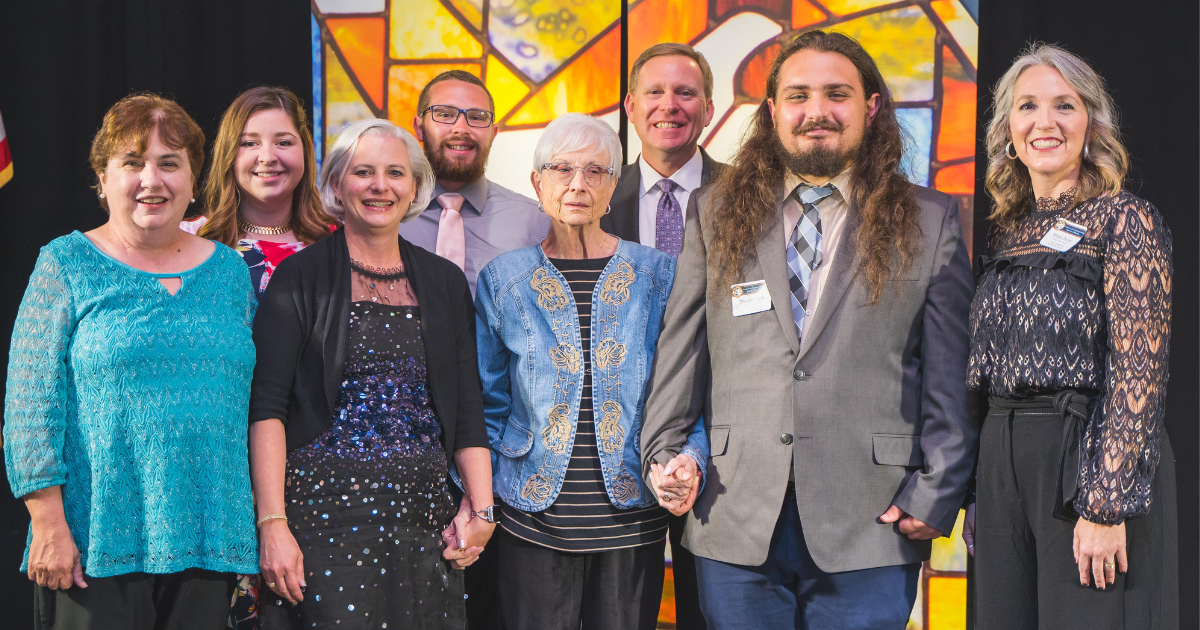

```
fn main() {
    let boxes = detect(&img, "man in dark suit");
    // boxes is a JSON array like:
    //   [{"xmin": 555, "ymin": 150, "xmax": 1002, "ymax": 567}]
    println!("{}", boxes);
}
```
[
  {"xmin": 601, "ymin": 42, "xmax": 723, "ymax": 630},
  {"xmin": 603, "ymin": 43, "xmax": 723, "ymax": 256}
]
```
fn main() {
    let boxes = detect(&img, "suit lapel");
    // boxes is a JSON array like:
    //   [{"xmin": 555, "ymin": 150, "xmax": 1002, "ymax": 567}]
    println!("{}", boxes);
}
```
[
  {"xmin": 755, "ymin": 185, "xmax": 801, "ymax": 355},
  {"xmin": 798, "ymin": 211, "xmax": 859, "ymax": 359}
]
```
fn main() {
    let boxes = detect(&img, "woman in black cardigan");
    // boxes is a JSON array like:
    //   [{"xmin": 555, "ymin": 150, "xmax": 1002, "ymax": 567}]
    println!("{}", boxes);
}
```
[{"xmin": 250, "ymin": 119, "xmax": 494, "ymax": 630}]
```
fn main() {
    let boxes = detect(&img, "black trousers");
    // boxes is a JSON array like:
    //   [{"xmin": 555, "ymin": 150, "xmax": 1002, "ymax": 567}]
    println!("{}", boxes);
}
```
[
  {"xmin": 496, "ymin": 528, "xmax": 665, "ymax": 630},
  {"xmin": 464, "ymin": 539, "xmax": 504, "ymax": 629},
  {"xmin": 34, "ymin": 568, "xmax": 235, "ymax": 630},
  {"xmin": 973, "ymin": 396, "xmax": 1178, "ymax": 629},
  {"xmin": 668, "ymin": 513, "xmax": 707, "ymax": 630}
]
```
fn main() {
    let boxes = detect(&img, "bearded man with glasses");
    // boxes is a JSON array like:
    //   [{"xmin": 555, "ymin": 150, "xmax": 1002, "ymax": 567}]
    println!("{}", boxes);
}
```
[{"xmin": 400, "ymin": 70, "xmax": 550, "ymax": 296}]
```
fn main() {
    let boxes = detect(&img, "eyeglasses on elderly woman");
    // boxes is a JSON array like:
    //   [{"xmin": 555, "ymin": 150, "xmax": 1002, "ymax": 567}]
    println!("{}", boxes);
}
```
[{"xmin": 540, "ymin": 163, "xmax": 615, "ymax": 187}]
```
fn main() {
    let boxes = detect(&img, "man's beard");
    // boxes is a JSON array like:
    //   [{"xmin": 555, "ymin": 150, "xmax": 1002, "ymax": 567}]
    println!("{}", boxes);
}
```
[
  {"xmin": 776, "ymin": 119, "xmax": 857, "ymax": 179},
  {"xmin": 425, "ymin": 134, "xmax": 490, "ymax": 184}
]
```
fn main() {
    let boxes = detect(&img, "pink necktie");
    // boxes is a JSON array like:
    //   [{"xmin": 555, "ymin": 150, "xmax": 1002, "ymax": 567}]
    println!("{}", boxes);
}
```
[{"xmin": 435, "ymin": 192, "xmax": 466, "ymax": 271}]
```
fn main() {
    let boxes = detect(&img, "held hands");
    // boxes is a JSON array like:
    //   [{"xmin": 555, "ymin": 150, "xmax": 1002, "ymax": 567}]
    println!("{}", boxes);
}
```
[
  {"xmin": 650, "ymin": 454, "xmax": 702, "ymax": 516},
  {"xmin": 259, "ymin": 519, "xmax": 306, "ymax": 604},
  {"xmin": 1074, "ymin": 519, "xmax": 1126, "ymax": 590},
  {"xmin": 27, "ymin": 518, "xmax": 87, "ymax": 590},
  {"xmin": 878, "ymin": 505, "xmax": 944, "ymax": 540},
  {"xmin": 441, "ymin": 496, "xmax": 495, "ymax": 569}
]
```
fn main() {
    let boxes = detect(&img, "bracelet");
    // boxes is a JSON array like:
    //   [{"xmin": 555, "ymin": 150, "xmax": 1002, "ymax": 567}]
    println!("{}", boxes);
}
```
[{"xmin": 256, "ymin": 514, "xmax": 288, "ymax": 527}]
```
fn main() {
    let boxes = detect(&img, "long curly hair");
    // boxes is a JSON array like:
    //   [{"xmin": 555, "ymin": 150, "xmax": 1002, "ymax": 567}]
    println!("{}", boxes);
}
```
[
  {"xmin": 199, "ymin": 86, "xmax": 334, "ymax": 247},
  {"xmin": 709, "ymin": 30, "xmax": 921, "ymax": 304},
  {"xmin": 984, "ymin": 43, "xmax": 1128, "ymax": 231}
]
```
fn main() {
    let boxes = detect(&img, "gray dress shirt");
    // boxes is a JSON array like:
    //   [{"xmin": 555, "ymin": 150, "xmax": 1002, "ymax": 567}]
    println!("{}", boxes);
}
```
[{"xmin": 398, "ymin": 176, "xmax": 550, "ymax": 294}]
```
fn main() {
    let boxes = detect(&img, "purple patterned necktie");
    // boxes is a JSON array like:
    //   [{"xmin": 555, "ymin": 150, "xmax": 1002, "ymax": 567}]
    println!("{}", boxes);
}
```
[{"xmin": 654, "ymin": 178, "xmax": 684, "ymax": 257}]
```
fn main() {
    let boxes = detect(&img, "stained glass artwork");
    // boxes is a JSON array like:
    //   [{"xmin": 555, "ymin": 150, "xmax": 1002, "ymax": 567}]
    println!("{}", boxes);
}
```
[
  {"xmin": 389, "ymin": 0, "xmax": 483, "ymax": 59},
  {"xmin": 488, "ymin": 1, "xmax": 621, "ymax": 82},
  {"xmin": 312, "ymin": 3, "xmax": 978, "ymax": 621},
  {"xmin": 327, "ymin": 18, "xmax": 386, "ymax": 109}
]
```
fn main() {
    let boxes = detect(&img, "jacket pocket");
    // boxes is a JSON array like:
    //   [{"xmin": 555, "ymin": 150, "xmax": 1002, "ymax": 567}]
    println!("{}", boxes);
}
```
[
  {"xmin": 872, "ymin": 434, "xmax": 923, "ymax": 467},
  {"xmin": 497, "ymin": 419, "xmax": 535, "ymax": 458},
  {"xmin": 709, "ymin": 425, "xmax": 730, "ymax": 457}
]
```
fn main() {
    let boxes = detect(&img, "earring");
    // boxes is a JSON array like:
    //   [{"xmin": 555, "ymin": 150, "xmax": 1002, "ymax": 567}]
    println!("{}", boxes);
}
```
[
  {"xmin": 335, "ymin": 198, "xmax": 343, "ymax": 205},
  {"xmin": 1005, "ymin": 141, "xmax": 1018, "ymax": 160},
  {"xmin": 190, "ymin": 198, "xmax": 196, "ymax": 203},
  {"xmin": 604, "ymin": 205, "xmax": 612, "ymax": 215},
  {"xmin": 99, "ymin": 192, "xmax": 106, "ymax": 199},
  {"xmin": 537, "ymin": 203, "xmax": 544, "ymax": 213},
  {"xmin": 1083, "ymin": 143, "xmax": 1091, "ymax": 162}
]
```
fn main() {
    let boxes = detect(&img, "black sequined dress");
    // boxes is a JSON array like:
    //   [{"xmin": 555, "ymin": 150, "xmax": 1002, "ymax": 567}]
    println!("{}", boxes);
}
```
[{"xmin": 263, "ymin": 301, "xmax": 464, "ymax": 630}]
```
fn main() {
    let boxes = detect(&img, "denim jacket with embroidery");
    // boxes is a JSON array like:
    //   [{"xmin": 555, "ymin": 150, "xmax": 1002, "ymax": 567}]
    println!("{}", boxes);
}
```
[{"xmin": 474, "ymin": 240, "xmax": 708, "ymax": 512}]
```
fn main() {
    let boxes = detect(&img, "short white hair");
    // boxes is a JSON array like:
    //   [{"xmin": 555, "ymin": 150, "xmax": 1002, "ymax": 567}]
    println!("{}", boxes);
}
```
[
  {"xmin": 531, "ymin": 113, "xmax": 622, "ymax": 176},
  {"xmin": 319, "ymin": 119, "xmax": 435, "ymax": 223}
]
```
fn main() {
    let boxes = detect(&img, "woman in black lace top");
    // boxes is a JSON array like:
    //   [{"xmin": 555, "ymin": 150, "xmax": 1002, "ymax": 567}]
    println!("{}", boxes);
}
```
[{"xmin": 966, "ymin": 44, "xmax": 1176, "ymax": 629}]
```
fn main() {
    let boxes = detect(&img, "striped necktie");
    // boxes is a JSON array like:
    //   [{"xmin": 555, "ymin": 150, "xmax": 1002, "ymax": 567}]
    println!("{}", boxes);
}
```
[{"xmin": 785, "ymin": 184, "xmax": 834, "ymax": 339}]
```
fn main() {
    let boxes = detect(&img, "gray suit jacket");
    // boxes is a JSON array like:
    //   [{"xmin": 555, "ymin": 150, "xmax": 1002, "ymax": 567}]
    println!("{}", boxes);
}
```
[
  {"xmin": 600, "ymin": 147, "xmax": 724, "ymax": 243},
  {"xmin": 641, "ymin": 181, "xmax": 977, "ymax": 572}
]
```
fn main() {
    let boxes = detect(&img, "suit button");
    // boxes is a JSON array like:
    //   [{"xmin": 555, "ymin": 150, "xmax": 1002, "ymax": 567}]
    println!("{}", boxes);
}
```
[
  {"xmin": 780, "ymin": 433, "xmax": 794, "ymax": 445},
  {"xmin": 793, "ymin": 369, "xmax": 807, "ymax": 380}
]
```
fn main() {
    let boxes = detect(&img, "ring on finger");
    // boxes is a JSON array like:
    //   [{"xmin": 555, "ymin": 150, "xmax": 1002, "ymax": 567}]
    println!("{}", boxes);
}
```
[{"xmin": 1103, "ymin": 559, "xmax": 1115, "ymax": 569}]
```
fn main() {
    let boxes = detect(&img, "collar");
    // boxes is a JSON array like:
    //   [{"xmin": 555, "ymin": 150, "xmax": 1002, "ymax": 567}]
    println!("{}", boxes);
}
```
[
  {"xmin": 783, "ymin": 167, "xmax": 854, "ymax": 203},
  {"xmin": 428, "ymin": 176, "xmax": 490, "ymax": 215},
  {"xmin": 637, "ymin": 149, "xmax": 705, "ymax": 198}
]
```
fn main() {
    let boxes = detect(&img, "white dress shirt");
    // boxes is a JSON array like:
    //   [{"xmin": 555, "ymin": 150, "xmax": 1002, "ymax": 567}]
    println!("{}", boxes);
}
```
[
  {"xmin": 781, "ymin": 168, "xmax": 854, "ymax": 338},
  {"xmin": 636, "ymin": 150, "xmax": 705, "ymax": 249}
]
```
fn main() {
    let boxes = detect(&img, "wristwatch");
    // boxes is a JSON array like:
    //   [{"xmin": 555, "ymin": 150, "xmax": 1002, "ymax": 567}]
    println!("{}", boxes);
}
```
[{"xmin": 471, "ymin": 505, "xmax": 499, "ymax": 524}]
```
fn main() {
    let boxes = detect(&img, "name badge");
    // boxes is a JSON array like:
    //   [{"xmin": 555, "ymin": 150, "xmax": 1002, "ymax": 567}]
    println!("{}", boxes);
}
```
[
  {"xmin": 1040, "ymin": 218, "xmax": 1087, "ymax": 252},
  {"xmin": 732, "ymin": 280, "xmax": 772, "ymax": 317}
]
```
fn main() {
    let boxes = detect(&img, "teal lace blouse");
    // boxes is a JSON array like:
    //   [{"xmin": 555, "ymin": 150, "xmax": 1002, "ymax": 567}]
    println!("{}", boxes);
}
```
[{"xmin": 4, "ymin": 232, "xmax": 259, "ymax": 577}]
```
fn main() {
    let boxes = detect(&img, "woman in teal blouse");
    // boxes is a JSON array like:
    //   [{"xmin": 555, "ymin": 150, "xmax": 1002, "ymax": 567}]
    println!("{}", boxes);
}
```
[{"xmin": 3, "ymin": 93, "xmax": 258, "ymax": 630}]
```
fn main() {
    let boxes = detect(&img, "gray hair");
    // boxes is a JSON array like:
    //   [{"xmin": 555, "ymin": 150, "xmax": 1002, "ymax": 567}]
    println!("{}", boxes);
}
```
[
  {"xmin": 319, "ymin": 118, "xmax": 435, "ymax": 223},
  {"xmin": 531, "ymin": 113, "xmax": 622, "ymax": 176},
  {"xmin": 985, "ymin": 42, "xmax": 1128, "ymax": 229}
]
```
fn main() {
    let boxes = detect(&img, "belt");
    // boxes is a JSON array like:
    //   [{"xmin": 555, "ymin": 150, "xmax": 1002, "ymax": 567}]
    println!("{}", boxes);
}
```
[{"xmin": 988, "ymin": 390, "xmax": 1091, "ymax": 521}]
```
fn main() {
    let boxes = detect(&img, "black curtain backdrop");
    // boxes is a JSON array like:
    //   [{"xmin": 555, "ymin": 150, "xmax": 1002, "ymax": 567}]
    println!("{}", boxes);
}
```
[
  {"xmin": 974, "ymin": 1, "xmax": 1199, "ymax": 628},
  {"xmin": 0, "ymin": 1, "xmax": 1195, "ymax": 628}
]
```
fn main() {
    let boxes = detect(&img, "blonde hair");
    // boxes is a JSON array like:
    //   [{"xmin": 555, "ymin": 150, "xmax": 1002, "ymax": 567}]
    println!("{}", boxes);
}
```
[
  {"xmin": 985, "ymin": 43, "xmax": 1129, "ymax": 230},
  {"xmin": 199, "ymin": 86, "xmax": 334, "ymax": 246}
]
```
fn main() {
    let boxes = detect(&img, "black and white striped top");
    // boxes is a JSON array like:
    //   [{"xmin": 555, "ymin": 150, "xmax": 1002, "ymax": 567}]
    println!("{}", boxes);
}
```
[{"xmin": 499, "ymin": 256, "xmax": 669, "ymax": 553}]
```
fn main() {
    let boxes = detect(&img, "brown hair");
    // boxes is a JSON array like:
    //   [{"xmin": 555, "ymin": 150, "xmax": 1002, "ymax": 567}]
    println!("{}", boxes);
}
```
[
  {"xmin": 89, "ymin": 93, "xmax": 206, "ymax": 216},
  {"xmin": 709, "ymin": 29, "xmax": 922, "ymax": 304},
  {"xmin": 416, "ymin": 70, "xmax": 494, "ymax": 118},
  {"xmin": 199, "ymin": 86, "xmax": 333, "ymax": 246},
  {"xmin": 985, "ymin": 43, "xmax": 1128, "ymax": 230},
  {"xmin": 629, "ymin": 43, "xmax": 714, "ymax": 101}
]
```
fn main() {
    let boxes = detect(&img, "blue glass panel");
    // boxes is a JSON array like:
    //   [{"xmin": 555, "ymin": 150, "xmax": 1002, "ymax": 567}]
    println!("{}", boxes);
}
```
[
  {"xmin": 312, "ymin": 12, "xmax": 323, "ymax": 166},
  {"xmin": 896, "ymin": 107, "xmax": 933, "ymax": 187}
]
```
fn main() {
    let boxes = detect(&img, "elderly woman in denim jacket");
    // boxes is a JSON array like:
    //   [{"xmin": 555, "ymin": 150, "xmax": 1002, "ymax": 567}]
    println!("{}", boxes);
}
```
[{"xmin": 473, "ymin": 113, "xmax": 707, "ymax": 630}]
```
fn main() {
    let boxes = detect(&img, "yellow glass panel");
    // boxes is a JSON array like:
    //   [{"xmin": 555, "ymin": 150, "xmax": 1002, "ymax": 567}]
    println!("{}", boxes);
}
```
[
  {"xmin": 390, "ymin": 0, "xmax": 483, "ymax": 60},
  {"xmin": 489, "ymin": 1, "xmax": 622, "ymax": 82},
  {"xmin": 821, "ymin": 0, "xmax": 901, "ymax": 15},
  {"xmin": 930, "ymin": 0, "xmax": 978, "ymax": 68},
  {"xmin": 506, "ymin": 25, "xmax": 621, "ymax": 126},
  {"xmin": 926, "ymin": 576, "xmax": 968, "ymax": 630},
  {"xmin": 447, "ymin": 0, "xmax": 484, "ymax": 31},
  {"xmin": 388, "ymin": 64, "xmax": 480, "ymax": 134},
  {"xmin": 325, "ymin": 43, "xmax": 376, "ymax": 150},
  {"xmin": 628, "ymin": 0, "xmax": 708, "ymax": 62},
  {"xmin": 832, "ymin": 6, "xmax": 936, "ymax": 101},
  {"xmin": 486, "ymin": 56, "xmax": 530, "ymax": 121},
  {"xmin": 929, "ymin": 509, "xmax": 967, "ymax": 571}
]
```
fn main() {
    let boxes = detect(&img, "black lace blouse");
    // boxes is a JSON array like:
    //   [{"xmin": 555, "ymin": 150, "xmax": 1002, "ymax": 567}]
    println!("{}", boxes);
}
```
[{"xmin": 967, "ymin": 189, "xmax": 1172, "ymax": 524}]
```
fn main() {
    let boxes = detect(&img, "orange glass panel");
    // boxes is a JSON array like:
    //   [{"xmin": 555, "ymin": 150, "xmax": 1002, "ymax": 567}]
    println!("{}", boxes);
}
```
[
  {"xmin": 325, "ymin": 43, "xmax": 376, "ymax": 148},
  {"xmin": 486, "ymin": 55, "xmax": 530, "ymax": 120},
  {"xmin": 937, "ymin": 47, "xmax": 976, "ymax": 162},
  {"xmin": 715, "ymin": 0, "xmax": 785, "ymax": 18},
  {"xmin": 327, "ymin": 17, "xmax": 386, "ymax": 110},
  {"xmin": 926, "ymin": 576, "xmax": 968, "ymax": 630},
  {"xmin": 388, "ymin": 63, "xmax": 480, "ymax": 134},
  {"xmin": 933, "ymin": 162, "xmax": 974, "ymax": 195},
  {"xmin": 658, "ymin": 565, "xmax": 676, "ymax": 625},
  {"xmin": 791, "ymin": 0, "xmax": 828, "ymax": 28},
  {"xmin": 629, "ymin": 0, "xmax": 708, "ymax": 61},
  {"xmin": 506, "ymin": 26, "xmax": 621, "ymax": 126},
  {"xmin": 738, "ymin": 42, "xmax": 780, "ymax": 101},
  {"xmin": 930, "ymin": 0, "xmax": 978, "ymax": 68}
]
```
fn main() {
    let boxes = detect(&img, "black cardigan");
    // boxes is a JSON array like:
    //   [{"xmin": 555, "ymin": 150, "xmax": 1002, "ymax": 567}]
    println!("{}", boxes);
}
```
[{"xmin": 249, "ymin": 228, "xmax": 488, "ymax": 455}]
